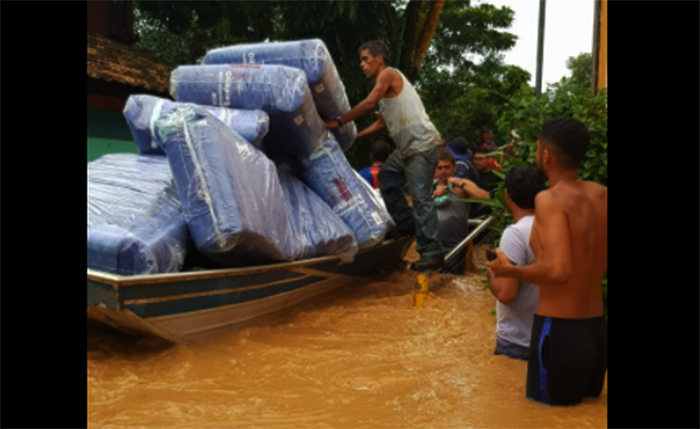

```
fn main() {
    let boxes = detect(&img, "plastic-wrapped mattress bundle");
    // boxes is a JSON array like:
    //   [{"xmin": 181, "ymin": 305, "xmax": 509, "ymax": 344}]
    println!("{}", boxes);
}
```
[
  {"xmin": 123, "ymin": 95, "xmax": 269, "ymax": 156},
  {"xmin": 170, "ymin": 64, "xmax": 330, "ymax": 157},
  {"xmin": 277, "ymin": 164, "xmax": 358, "ymax": 260},
  {"xmin": 298, "ymin": 140, "xmax": 392, "ymax": 249},
  {"xmin": 154, "ymin": 104, "xmax": 296, "ymax": 266},
  {"xmin": 203, "ymin": 39, "xmax": 357, "ymax": 151},
  {"xmin": 87, "ymin": 154, "xmax": 188, "ymax": 276},
  {"xmin": 353, "ymin": 169, "xmax": 396, "ymax": 232}
]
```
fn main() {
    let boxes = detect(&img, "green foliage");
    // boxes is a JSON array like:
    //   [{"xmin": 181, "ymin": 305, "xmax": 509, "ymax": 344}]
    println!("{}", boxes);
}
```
[{"xmin": 566, "ymin": 52, "xmax": 593, "ymax": 89}]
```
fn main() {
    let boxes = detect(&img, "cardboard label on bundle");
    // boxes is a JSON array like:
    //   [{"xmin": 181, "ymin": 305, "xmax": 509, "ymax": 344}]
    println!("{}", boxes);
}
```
[
  {"xmin": 294, "ymin": 115, "xmax": 305, "ymax": 126},
  {"xmin": 315, "ymin": 83, "xmax": 325, "ymax": 93}
]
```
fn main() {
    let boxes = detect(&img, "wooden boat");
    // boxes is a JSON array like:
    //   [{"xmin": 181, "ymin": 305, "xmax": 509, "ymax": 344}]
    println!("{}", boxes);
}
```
[{"xmin": 87, "ymin": 237, "xmax": 414, "ymax": 344}]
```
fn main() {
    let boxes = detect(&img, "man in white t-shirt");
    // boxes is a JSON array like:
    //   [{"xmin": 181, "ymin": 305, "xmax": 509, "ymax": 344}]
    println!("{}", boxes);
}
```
[{"xmin": 486, "ymin": 165, "xmax": 545, "ymax": 360}]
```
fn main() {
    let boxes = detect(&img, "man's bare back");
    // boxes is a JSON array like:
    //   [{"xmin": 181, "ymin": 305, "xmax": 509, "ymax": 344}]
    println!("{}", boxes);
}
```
[{"xmin": 530, "ymin": 180, "xmax": 607, "ymax": 318}]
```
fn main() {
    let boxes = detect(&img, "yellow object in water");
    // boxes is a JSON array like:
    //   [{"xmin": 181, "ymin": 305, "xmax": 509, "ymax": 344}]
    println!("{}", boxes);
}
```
[{"xmin": 413, "ymin": 272, "xmax": 431, "ymax": 308}]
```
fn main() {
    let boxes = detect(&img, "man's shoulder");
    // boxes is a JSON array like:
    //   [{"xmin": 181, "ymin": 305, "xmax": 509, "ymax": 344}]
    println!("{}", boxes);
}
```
[
  {"xmin": 500, "ymin": 221, "xmax": 532, "ymax": 264},
  {"xmin": 503, "ymin": 218, "xmax": 532, "ymax": 242},
  {"xmin": 583, "ymin": 180, "xmax": 608, "ymax": 196},
  {"xmin": 358, "ymin": 167, "xmax": 374, "ymax": 179},
  {"xmin": 379, "ymin": 68, "xmax": 402, "ymax": 84}
]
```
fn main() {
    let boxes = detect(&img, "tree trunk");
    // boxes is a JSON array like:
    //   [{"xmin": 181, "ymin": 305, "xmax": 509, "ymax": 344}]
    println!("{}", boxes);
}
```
[
  {"xmin": 408, "ymin": 0, "xmax": 445, "ymax": 82},
  {"xmin": 399, "ymin": 0, "xmax": 424, "ymax": 75}
]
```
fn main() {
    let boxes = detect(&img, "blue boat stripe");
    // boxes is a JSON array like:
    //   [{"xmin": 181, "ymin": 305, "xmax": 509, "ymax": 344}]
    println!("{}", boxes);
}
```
[
  {"xmin": 120, "ymin": 270, "xmax": 306, "ymax": 301},
  {"xmin": 125, "ymin": 275, "xmax": 326, "ymax": 319},
  {"xmin": 539, "ymin": 317, "xmax": 552, "ymax": 404},
  {"xmin": 122, "ymin": 274, "xmax": 319, "ymax": 305}
]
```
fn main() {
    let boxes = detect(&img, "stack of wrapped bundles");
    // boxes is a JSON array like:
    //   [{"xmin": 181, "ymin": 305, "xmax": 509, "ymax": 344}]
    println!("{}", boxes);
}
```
[
  {"xmin": 88, "ymin": 38, "xmax": 395, "ymax": 276},
  {"xmin": 170, "ymin": 64, "xmax": 329, "ymax": 157},
  {"xmin": 123, "ymin": 95, "xmax": 269, "ymax": 156},
  {"xmin": 277, "ymin": 163, "xmax": 358, "ymax": 260},
  {"xmin": 203, "ymin": 39, "xmax": 357, "ymax": 151},
  {"xmin": 87, "ymin": 154, "xmax": 188, "ymax": 275},
  {"xmin": 298, "ymin": 140, "xmax": 392, "ymax": 249},
  {"xmin": 153, "ymin": 104, "xmax": 297, "ymax": 267}
]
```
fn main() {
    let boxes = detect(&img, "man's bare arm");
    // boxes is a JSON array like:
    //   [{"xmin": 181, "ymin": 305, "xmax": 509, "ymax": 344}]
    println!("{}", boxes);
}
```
[
  {"xmin": 487, "ymin": 269, "xmax": 520, "ymax": 305},
  {"xmin": 356, "ymin": 112, "xmax": 387, "ymax": 139},
  {"xmin": 449, "ymin": 178, "xmax": 490, "ymax": 200},
  {"xmin": 326, "ymin": 70, "xmax": 393, "ymax": 128},
  {"xmin": 488, "ymin": 192, "xmax": 573, "ymax": 285}
]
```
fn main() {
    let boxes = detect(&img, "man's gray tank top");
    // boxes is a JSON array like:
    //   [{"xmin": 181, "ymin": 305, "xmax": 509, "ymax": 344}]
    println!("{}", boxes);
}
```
[{"xmin": 378, "ymin": 68, "xmax": 441, "ymax": 158}]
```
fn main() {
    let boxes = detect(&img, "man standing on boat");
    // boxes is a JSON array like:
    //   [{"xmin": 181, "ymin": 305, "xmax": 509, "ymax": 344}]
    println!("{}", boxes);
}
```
[
  {"xmin": 487, "ymin": 117, "xmax": 608, "ymax": 406},
  {"xmin": 324, "ymin": 40, "xmax": 445, "ymax": 272}
]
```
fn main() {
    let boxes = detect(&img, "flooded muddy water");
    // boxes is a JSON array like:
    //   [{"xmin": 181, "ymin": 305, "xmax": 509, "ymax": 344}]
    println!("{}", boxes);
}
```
[{"xmin": 88, "ymin": 246, "xmax": 607, "ymax": 428}]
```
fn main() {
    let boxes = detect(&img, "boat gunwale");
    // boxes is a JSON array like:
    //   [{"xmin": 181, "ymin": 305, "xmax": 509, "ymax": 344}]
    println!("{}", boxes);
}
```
[{"xmin": 87, "ymin": 238, "xmax": 411, "ymax": 287}]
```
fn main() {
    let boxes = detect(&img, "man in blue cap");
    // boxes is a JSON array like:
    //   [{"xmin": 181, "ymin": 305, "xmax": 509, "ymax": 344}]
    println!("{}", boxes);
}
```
[{"xmin": 446, "ymin": 138, "xmax": 480, "ymax": 184}]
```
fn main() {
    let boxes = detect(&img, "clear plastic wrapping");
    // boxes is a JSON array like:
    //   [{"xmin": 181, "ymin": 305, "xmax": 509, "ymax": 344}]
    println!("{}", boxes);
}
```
[
  {"xmin": 277, "ymin": 164, "xmax": 358, "ymax": 260},
  {"xmin": 154, "ymin": 104, "xmax": 296, "ymax": 266},
  {"xmin": 298, "ymin": 140, "xmax": 392, "ymax": 249},
  {"xmin": 124, "ymin": 95, "xmax": 269, "ymax": 156},
  {"xmin": 203, "ymin": 39, "xmax": 357, "ymax": 151},
  {"xmin": 87, "ymin": 154, "xmax": 188, "ymax": 275},
  {"xmin": 170, "ymin": 64, "xmax": 331, "ymax": 157}
]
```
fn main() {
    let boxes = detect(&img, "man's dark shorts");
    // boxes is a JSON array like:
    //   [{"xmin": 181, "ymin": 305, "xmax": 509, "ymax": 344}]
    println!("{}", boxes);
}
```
[{"xmin": 526, "ymin": 315, "xmax": 607, "ymax": 406}]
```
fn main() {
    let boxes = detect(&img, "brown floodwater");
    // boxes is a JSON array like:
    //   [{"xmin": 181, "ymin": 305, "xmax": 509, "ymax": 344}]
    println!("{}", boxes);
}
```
[{"xmin": 88, "ymin": 248, "xmax": 607, "ymax": 429}]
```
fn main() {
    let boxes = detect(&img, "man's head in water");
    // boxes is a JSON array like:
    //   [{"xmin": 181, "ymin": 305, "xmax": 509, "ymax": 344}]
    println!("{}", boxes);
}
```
[
  {"xmin": 436, "ymin": 150, "xmax": 457, "ymax": 182},
  {"xmin": 472, "ymin": 146, "xmax": 492, "ymax": 173},
  {"xmin": 536, "ymin": 116, "xmax": 590, "ymax": 177},
  {"xmin": 358, "ymin": 40, "xmax": 391, "ymax": 80},
  {"xmin": 371, "ymin": 139, "xmax": 391, "ymax": 164},
  {"xmin": 504, "ymin": 165, "xmax": 545, "ymax": 213}
]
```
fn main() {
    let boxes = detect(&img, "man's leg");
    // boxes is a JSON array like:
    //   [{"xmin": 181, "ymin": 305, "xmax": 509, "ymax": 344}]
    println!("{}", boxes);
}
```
[
  {"xmin": 494, "ymin": 337, "xmax": 529, "ymax": 361},
  {"xmin": 404, "ymin": 148, "xmax": 444, "ymax": 268},
  {"xmin": 378, "ymin": 149, "xmax": 414, "ymax": 235}
]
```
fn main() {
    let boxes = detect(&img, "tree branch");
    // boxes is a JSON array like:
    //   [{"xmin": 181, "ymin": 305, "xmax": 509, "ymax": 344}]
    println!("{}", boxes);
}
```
[
  {"xmin": 410, "ymin": 0, "xmax": 445, "ymax": 82},
  {"xmin": 399, "ymin": 0, "xmax": 424, "ymax": 74}
]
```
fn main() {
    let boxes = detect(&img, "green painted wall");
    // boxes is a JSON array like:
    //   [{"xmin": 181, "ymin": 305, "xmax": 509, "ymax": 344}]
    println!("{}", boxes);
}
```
[
  {"xmin": 87, "ymin": 107, "xmax": 136, "ymax": 162},
  {"xmin": 87, "ymin": 137, "xmax": 138, "ymax": 162}
]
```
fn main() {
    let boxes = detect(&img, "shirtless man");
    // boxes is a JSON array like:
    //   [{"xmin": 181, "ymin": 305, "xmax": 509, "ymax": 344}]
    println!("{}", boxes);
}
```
[
  {"xmin": 324, "ymin": 40, "xmax": 445, "ymax": 271},
  {"xmin": 487, "ymin": 116, "xmax": 608, "ymax": 406}
]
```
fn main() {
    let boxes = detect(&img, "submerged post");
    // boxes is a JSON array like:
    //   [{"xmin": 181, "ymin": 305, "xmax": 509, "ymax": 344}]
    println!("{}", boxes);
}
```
[
  {"xmin": 413, "ymin": 217, "xmax": 493, "ymax": 308},
  {"xmin": 413, "ymin": 271, "xmax": 432, "ymax": 308}
]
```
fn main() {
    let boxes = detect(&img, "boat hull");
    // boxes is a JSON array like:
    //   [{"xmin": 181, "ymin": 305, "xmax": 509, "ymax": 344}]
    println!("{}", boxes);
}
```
[{"xmin": 87, "ymin": 237, "xmax": 413, "ymax": 344}]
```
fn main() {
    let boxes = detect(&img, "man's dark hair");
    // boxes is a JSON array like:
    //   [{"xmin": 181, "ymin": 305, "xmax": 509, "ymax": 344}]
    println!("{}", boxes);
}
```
[
  {"xmin": 504, "ymin": 165, "xmax": 545, "ymax": 210},
  {"xmin": 359, "ymin": 40, "xmax": 392, "ymax": 66},
  {"xmin": 472, "ymin": 146, "xmax": 490, "ymax": 156},
  {"xmin": 438, "ymin": 149, "xmax": 456, "ymax": 164},
  {"xmin": 539, "ymin": 116, "xmax": 590, "ymax": 169},
  {"xmin": 371, "ymin": 140, "xmax": 391, "ymax": 163}
]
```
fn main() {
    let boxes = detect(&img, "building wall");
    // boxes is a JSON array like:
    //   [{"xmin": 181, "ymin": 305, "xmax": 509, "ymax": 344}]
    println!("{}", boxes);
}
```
[
  {"xmin": 87, "ymin": 107, "xmax": 136, "ymax": 162},
  {"xmin": 87, "ymin": 0, "xmax": 133, "ymax": 44},
  {"xmin": 87, "ymin": 0, "xmax": 109, "ymax": 35}
]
